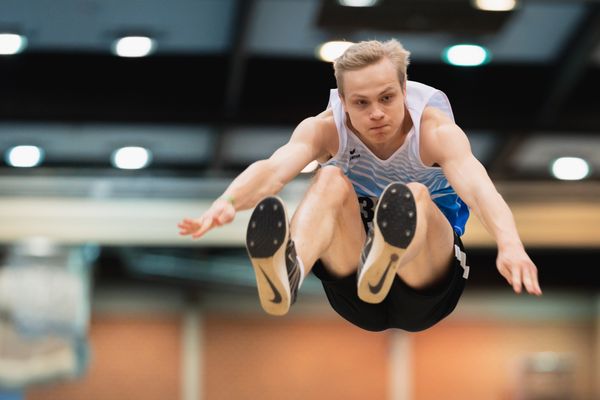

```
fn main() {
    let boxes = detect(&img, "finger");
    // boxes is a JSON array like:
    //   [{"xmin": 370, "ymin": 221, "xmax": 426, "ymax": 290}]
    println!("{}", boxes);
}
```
[
  {"xmin": 217, "ymin": 212, "xmax": 233, "ymax": 225},
  {"xmin": 522, "ymin": 268, "xmax": 535, "ymax": 294},
  {"xmin": 192, "ymin": 218, "xmax": 215, "ymax": 239},
  {"xmin": 178, "ymin": 221, "xmax": 199, "ymax": 235},
  {"xmin": 511, "ymin": 268, "xmax": 522, "ymax": 294},
  {"xmin": 191, "ymin": 216, "xmax": 215, "ymax": 239},
  {"xmin": 178, "ymin": 217, "xmax": 201, "ymax": 236},
  {"xmin": 179, "ymin": 221, "xmax": 197, "ymax": 231},
  {"xmin": 532, "ymin": 267, "xmax": 543, "ymax": 295},
  {"xmin": 179, "ymin": 218, "xmax": 195, "ymax": 227},
  {"xmin": 190, "ymin": 218, "xmax": 209, "ymax": 238},
  {"xmin": 178, "ymin": 220, "xmax": 195, "ymax": 231},
  {"xmin": 178, "ymin": 223, "xmax": 190, "ymax": 235},
  {"xmin": 498, "ymin": 263, "xmax": 512, "ymax": 285}
]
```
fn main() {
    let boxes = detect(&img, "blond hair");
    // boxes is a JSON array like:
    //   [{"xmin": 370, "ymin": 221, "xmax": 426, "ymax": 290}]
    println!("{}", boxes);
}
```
[{"xmin": 333, "ymin": 39, "xmax": 411, "ymax": 96}]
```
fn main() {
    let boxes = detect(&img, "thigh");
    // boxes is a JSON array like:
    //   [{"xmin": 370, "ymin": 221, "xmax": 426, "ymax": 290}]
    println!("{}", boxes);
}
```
[
  {"xmin": 318, "ymin": 193, "xmax": 367, "ymax": 277},
  {"xmin": 396, "ymin": 183, "xmax": 456, "ymax": 289}
]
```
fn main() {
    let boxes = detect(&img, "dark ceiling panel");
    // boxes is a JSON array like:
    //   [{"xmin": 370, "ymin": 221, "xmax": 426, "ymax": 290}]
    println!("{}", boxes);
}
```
[
  {"xmin": 560, "ymin": 66, "xmax": 600, "ymax": 131},
  {"xmin": 536, "ymin": 3, "xmax": 600, "ymax": 127},
  {"xmin": 238, "ymin": 56, "xmax": 336, "ymax": 124},
  {"xmin": 0, "ymin": 53, "xmax": 229, "ymax": 123},
  {"xmin": 316, "ymin": 0, "xmax": 514, "ymax": 35},
  {"xmin": 407, "ymin": 62, "xmax": 556, "ymax": 130}
]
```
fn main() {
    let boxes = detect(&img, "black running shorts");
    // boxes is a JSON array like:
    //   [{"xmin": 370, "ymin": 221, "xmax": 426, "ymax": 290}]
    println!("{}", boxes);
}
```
[{"xmin": 312, "ymin": 231, "xmax": 469, "ymax": 332}]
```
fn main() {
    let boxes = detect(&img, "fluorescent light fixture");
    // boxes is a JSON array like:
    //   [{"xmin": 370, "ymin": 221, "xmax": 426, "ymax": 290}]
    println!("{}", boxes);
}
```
[
  {"xmin": 339, "ymin": 0, "xmax": 379, "ymax": 6},
  {"xmin": 551, "ymin": 157, "xmax": 590, "ymax": 181},
  {"xmin": 317, "ymin": 41, "xmax": 354, "ymax": 62},
  {"xmin": 301, "ymin": 160, "xmax": 319, "ymax": 173},
  {"xmin": 443, "ymin": 44, "xmax": 490, "ymax": 67},
  {"xmin": 0, "ymin": 33, "xmax": 27, "ymax": 55},
  {"xmin": 112, "ymin": 36, "xmax": 155, "ymax": 58},
  {"xmin": 5, "ymin": 145, "xmax": 43, "ymax": 168},
  {"xmin": 18, "ymin": 237, "xmax": 58, "ymax": 257},
  {"xmin": 472, "ymin": 0, "xmax": 517, "ymax": 12},
  {"xmin": 111, "ymin": 146, "xmax": 152, "ymax": 170}
]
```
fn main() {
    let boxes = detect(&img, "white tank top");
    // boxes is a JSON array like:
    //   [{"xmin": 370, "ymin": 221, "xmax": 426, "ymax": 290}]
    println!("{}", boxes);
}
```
[{"xmin": 321, "ymin": 80, "xmax": 470, "ymax": 235}]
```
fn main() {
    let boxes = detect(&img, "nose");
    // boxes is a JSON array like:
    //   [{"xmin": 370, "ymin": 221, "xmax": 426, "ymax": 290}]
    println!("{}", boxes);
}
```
[{"xmin": 369, "ymin": 106, "xmax": 384, "ymax": 120}]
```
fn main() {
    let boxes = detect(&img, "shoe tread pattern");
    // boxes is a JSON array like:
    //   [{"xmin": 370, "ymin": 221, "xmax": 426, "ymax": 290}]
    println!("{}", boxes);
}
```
[
  {"xmin": 246, "ymin": 197, "xmax": 287, "ymax": 258},
  {"xmin": 376, "ymin": 183, "xmax": 417, "ymax": 248}
]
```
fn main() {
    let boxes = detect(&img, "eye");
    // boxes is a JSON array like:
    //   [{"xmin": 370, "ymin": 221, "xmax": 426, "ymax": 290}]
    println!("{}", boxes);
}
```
[
  {"xmin": 381, "ymin": 95, "xmax": 393, "ymax": 103},
  {"xmin": 355, "ymin": 99, "xmax": 367, "ymax": 106}
]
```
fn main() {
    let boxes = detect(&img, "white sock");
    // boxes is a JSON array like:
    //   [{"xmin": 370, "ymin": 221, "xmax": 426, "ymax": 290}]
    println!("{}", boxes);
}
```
[{"xmin": 296, "ymin": 255, "xmax": 305, "ymax": 288}]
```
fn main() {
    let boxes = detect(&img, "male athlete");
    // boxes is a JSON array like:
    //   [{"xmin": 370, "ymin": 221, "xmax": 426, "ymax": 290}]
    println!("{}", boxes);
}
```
[{"xmin": 178, "ymin": 40, "xmax": 542, "ymax": 332}]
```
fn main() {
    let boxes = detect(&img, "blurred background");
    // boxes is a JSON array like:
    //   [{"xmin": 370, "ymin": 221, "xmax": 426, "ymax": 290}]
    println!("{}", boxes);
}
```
[{"xmin": 0, "ymin": 0, "xmax": 599, "ymax": 399}]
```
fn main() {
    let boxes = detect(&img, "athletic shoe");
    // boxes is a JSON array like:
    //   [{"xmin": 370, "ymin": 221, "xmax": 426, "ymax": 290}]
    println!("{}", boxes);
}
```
[
  {"xmin": 246, "ymin": 196, "xmax": 301, "ymax": 316},
  {"xmin": 357, "ymin": 183, "xmax": 417, "ymax": 304}
]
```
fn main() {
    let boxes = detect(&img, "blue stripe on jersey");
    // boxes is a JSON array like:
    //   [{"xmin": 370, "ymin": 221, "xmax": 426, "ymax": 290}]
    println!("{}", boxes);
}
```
[{"xmin": 430, "ymin": 186, "xmax": 470, "ymax": 236}]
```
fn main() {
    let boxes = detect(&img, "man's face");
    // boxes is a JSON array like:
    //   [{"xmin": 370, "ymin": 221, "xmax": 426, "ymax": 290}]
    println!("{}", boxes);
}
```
[{"xmin": 340, "ymin": 58, "xmax": 406, "ymax": 145}]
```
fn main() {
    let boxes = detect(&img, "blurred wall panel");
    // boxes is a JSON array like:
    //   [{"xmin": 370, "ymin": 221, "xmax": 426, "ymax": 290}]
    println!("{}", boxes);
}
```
[
  {"xmin": 26, "ymin": 315, "xmax": 183, "ymax": 400},
  {"xmin": 16, "ymin": 293, "xmax": 599, "ymax": 400},
  {"xmin": 411, "ymin": 320, "xmax": 595, "ymax": 400},
  {"xmin": 203, "ymin": 315, "xmax": 390, "ymax": 400}
]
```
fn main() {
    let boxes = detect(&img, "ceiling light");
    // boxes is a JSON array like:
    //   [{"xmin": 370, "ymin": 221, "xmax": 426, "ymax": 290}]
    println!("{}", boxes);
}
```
[
  {"xmin": 0, "ymin": 33, "xmax": 27, "ymax": 55},
  {"xmin": 317, "ymin": 41, "xmax": 354, "ymax": 62},
  {"xmin": 5, "ymin": 145, "xmax": 44, "ymax": 168},
  {"xmin": 443, "ymin": 44, "xmax": 490, "ymax": 67},
  {"xmin": 338, "ymin": 0, "xmax": 380, "ymax": 7},
  {"xmin": 112, "ymin": 36, "xmax": 155, "ymax": 58},
  {"xmin": 111, "ymin": 146, "xmax": 152, "ymax": 170},
  {"xmin": 551, "ymin": 157, "xmax": 590, "ymax": 181},
  {"xmin": 472, "ymin": 0, "xmax": 517, "ymax": 12}
]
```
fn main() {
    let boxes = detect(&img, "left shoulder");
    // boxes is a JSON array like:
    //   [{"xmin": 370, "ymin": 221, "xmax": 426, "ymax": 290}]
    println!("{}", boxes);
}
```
[
  {"xmin": 420, "ymin": 106, "xmax": 454, "ymax": 132},
  {"xmin": 419, "ymin": 106, "xmax": 470, "ymax": 165}
]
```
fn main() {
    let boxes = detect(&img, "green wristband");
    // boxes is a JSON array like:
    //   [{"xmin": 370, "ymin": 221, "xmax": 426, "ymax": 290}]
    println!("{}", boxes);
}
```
[{"xmin": 220, "ymin": 194, "xmax": 235, "ymax": 206}]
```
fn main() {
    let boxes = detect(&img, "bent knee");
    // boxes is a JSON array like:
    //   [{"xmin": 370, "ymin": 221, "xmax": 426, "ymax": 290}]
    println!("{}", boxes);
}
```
[
  {"xmin": 317, "ymin": 165, "xmax": 348, "ymax": 182},
  {"xmin": 406, "ymin": 182, "xmax": 430, "ymax": 201},
  {"xmin": 312, "ymin": 166, "xmax": 353, "ymax": 199}
]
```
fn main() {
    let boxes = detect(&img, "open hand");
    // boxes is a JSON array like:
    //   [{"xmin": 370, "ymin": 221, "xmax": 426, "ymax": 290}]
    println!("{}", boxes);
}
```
[
  {"xmin": 178, "ymin": 198, "xmax": 236, "ymax": 239},
  {"xmin": 496, "ymin": 246, "xmax": 542, "ymax": 296}
]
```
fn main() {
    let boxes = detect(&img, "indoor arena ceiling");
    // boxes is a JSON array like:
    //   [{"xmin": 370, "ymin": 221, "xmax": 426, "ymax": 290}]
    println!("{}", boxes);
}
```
[
  {"xmin": 1, "ymin": 0, "xmax": 600, "ymax": 179},
  {"xmin": 1, "ymin": 0, "xmax": 600, "ymax": 291}
]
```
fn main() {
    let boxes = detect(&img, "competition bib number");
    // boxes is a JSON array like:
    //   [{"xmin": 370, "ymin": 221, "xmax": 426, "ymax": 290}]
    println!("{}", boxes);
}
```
[{"xmin": 357, "ymin": 196, "xmax": 378, "ymax": 232}]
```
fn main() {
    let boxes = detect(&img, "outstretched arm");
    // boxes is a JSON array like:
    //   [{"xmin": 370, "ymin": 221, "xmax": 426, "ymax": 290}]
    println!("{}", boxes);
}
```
[
  {"xmin": 178, "ymin": 117, "xmax": 330, "ymax": 239},
  {"xmin": 423, "ymin": 109, "xmax": 542, "ymax": 296}
]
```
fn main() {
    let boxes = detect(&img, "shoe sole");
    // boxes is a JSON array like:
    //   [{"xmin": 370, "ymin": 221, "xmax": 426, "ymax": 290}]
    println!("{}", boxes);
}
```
[
  {"xmin": 246, "ymin": 196, "xmax": 292, "ymax": 316},
  {"xmin": 357, "ymin": 183, "xmax": 417, "ymax": 304}
]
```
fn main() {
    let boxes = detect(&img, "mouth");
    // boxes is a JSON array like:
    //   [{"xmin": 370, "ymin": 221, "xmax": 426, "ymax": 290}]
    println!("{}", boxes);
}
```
[{"xmin": 370, "ymin": 124, "xmax": 388, "ymax": 131}]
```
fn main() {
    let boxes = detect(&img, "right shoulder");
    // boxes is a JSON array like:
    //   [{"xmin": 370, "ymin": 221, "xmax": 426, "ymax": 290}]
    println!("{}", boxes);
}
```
[
  {"xmin": 313, "ymin": 108, "xmax": 340, "ymax": 162},
  {"xmin": 312, "ymin": 108, "xmax": 337, "ymax": 135},
  {"xmin": 289, "ymin": 109, "xmax": 339, "ymax": 161}
]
